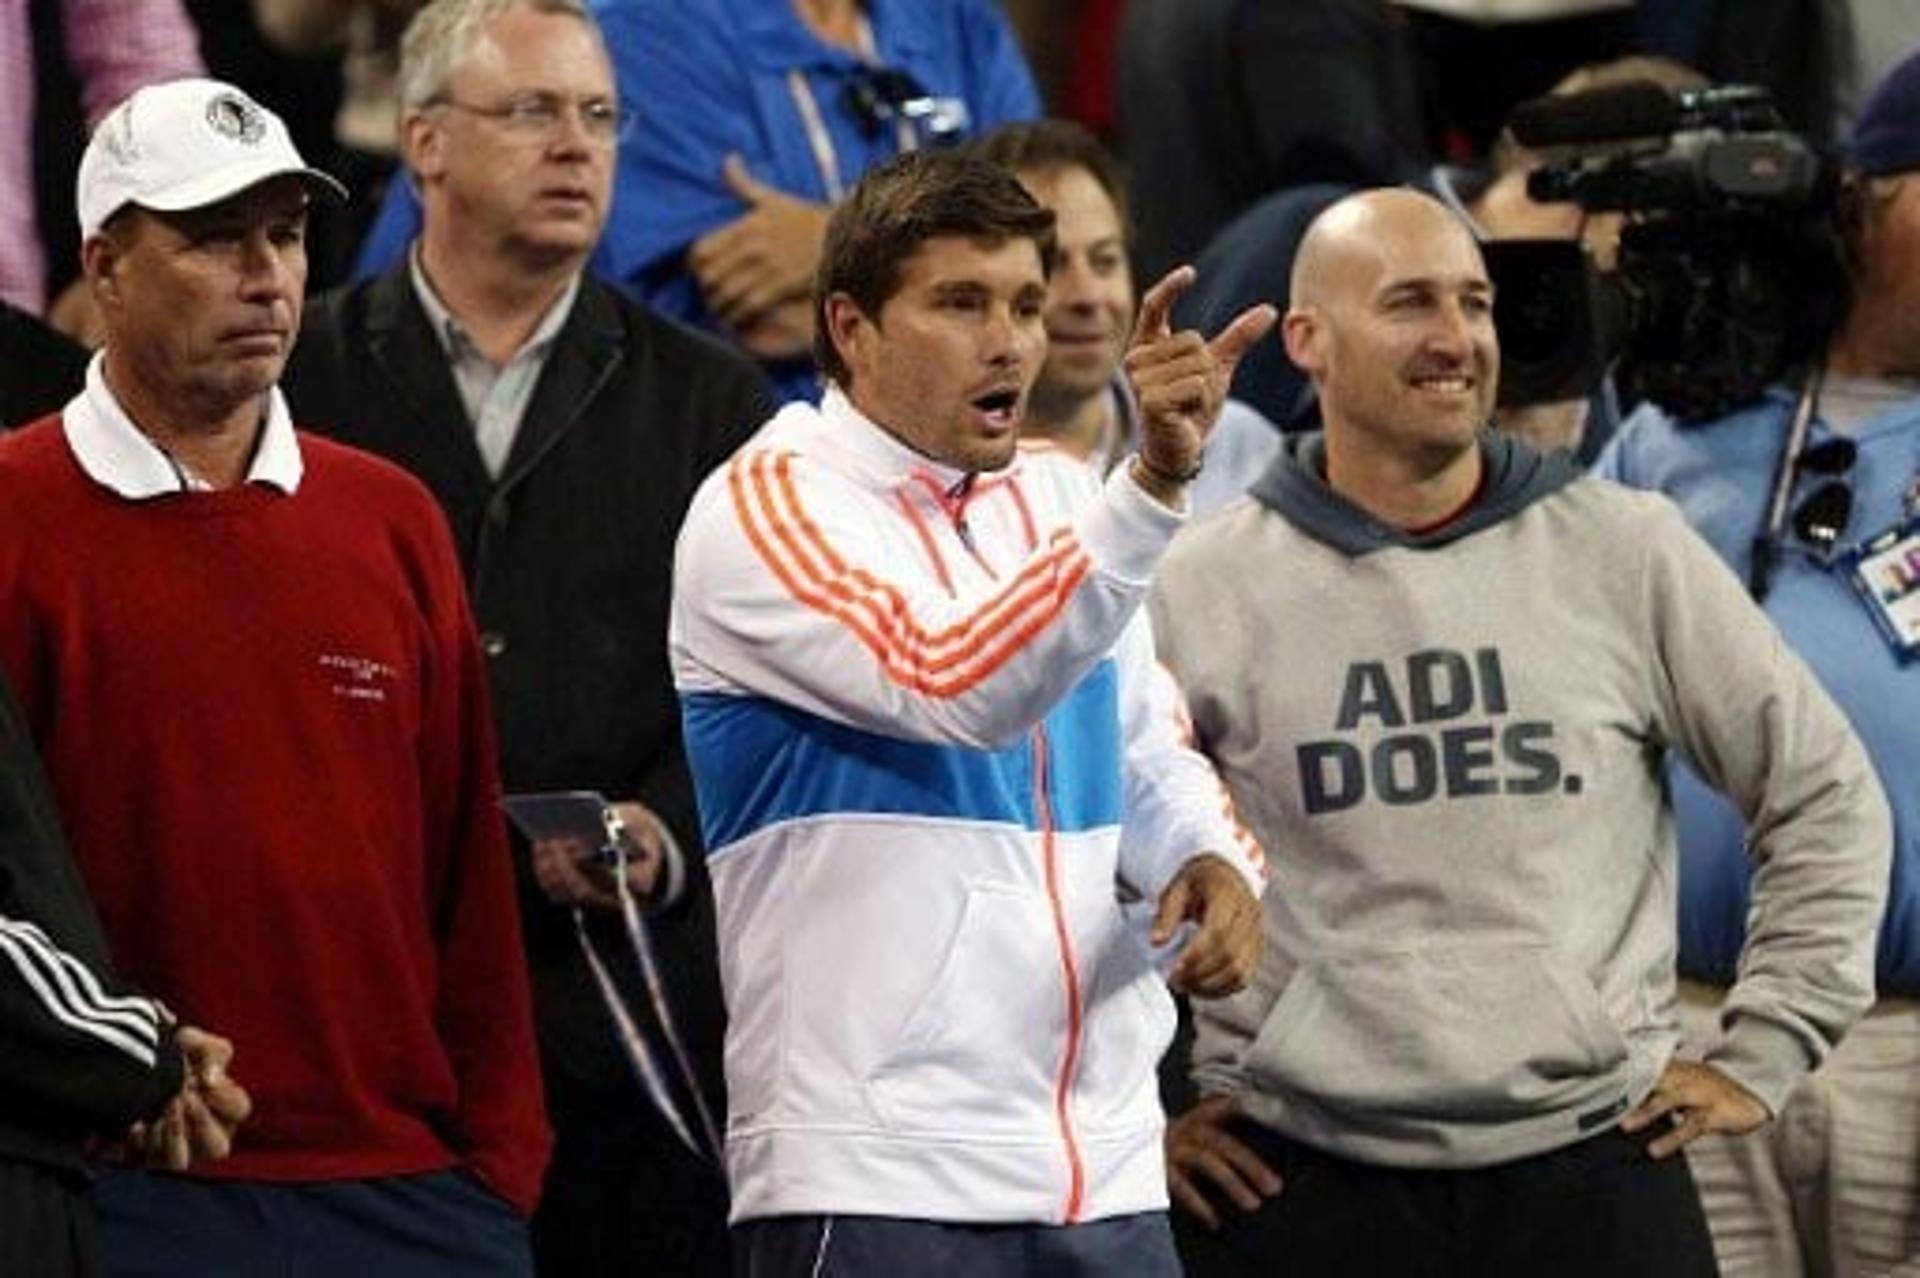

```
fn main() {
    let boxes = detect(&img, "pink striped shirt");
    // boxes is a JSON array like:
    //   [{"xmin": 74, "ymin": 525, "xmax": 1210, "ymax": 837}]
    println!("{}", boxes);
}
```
[{"xmin": 1, "ymin": 0, "xmax": 202, "ymax": 313}]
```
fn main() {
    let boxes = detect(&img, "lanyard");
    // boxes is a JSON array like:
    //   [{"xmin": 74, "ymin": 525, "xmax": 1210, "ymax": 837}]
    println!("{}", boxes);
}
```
[
  {"xmin": 1750, "ymin": 365, "xmax": 1824, "ymax": 600},
  {"xmin": 573, "ymin": 846, "xmax": 723, "ymax": 1167},
  {"xmin": 786, "ymin": 15, "xmax": 916, "ymax": 201}
]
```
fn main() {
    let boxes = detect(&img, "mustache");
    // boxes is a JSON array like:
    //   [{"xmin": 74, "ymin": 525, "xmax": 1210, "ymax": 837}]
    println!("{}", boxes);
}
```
[{"xmin": 1404, "ymin": 356, "xmax": 1480, "ymax": 380}]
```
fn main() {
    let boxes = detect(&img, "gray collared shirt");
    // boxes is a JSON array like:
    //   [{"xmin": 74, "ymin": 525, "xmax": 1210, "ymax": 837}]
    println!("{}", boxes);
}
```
[{"xmin": 408, "ymin": 249, "xmax": 579, "ymax": 478}]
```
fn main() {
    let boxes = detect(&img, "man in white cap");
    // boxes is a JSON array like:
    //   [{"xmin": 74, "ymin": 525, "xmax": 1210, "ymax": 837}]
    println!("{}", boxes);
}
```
[{"xmin": 0, "ymin": 78, "xmax": 552, "ymax": 1276}]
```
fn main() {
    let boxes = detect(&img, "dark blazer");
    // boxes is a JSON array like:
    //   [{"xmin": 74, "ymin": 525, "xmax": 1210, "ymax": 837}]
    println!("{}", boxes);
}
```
[{"xmin": 283, "ymin": 268, "xmax": 771, "ymax": 1117}]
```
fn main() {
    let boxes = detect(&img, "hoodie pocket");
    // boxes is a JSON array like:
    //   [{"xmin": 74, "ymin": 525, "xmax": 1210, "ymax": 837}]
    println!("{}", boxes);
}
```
[
  {"xmin": 866, "ymin": 884, "xmax": 1063, "ymax": 1137},
  {"xmin": 1245, "ymin": 945, "xmax": 1630, "ymax": 1121},
  {"xmin": 1075, "ymin": 948, "xmax": 1178, "ymax": 1132}
]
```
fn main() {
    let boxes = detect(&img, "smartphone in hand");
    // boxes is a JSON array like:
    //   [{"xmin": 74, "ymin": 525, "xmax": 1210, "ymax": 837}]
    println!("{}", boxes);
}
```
[{"xmin": 501, "ymin": 790, "xmax": 623, "ymax": 864}]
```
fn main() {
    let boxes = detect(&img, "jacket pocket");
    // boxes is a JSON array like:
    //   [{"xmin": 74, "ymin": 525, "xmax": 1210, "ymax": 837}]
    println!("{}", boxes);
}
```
[
  {"xmin": 865, "ymin": 883, "xmax": 1063, "ymax": 1137},
  {"xmin": 1245, "ymin": 944, "xmax": 1630, "ymax": 1121},
  {"xmin": 1074, "ymin": 946, "xmax": 1176, "ymax": 1132}
]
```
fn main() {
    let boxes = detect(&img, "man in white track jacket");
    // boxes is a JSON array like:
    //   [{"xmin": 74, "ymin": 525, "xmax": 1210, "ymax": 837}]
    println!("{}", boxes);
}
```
[{"xmin": 670, "ymin": 150, "xmax": 1273, "ymax": 1277}]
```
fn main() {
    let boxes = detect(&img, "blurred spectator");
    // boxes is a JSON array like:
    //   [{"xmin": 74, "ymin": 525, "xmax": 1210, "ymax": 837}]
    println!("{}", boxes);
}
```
[
  {"xmin": 1116, "ymin": 0, "xmax": 1426, "ymax": 284},
  {"xmin": 1834, "ymin": 3, "xmax": 1920, "ymax": 134},
  {"xmin": 1396, "ymin": 0, "xmax": 1635, "ymax": 157},
  {"xmin": 251, "ymin": 0, "xmax": 426, "ymax": 286},
  {"xmin": 0, "ymin": 301, "xmax": 87, "ymax": 428},
  {"xmin": 1667, "ymin": 1, "xmax": 1840, "ymax": 145},
  {"xmin": 284, "ymin": 1, "xmax": 773, "ymax": 1271},
  {"xmin": 1596, "ymin": 48, "xmax": 1920, "ymax": 1275},
  {"xmin": 353, "ymin": 0, "xmax": 1041, "ymax": 402},
  {"xmin": 979, "ymin": 0, "xmax": 1129, "ymax": 132},
  {"xmin": 973, "ymin": 119, "xmax": 1283, "ymax": 513},
  {"xmin": 4, "ymin": 0, "xmax": 201, "ymax": 318},
  {"xmin": 1000, "ymin": 0, "xmax": 1068, "ymax": 112},
  {"xmin": 1650, "ymin": 0, "xmax": 1920, "ymax": 146}
]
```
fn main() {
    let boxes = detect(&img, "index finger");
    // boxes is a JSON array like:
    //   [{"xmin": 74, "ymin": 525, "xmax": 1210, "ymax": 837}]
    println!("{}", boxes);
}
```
[
  {"xmin": 1212, "ymin": 1129, "xmax": 1283, "ymax": 1196},
  {"xmin": 1169, "ymin": 1168, "xmax": 1223, "ymax": 1230},
  {"xmin": 1620, "ymin": 1088, "xmax": 1677, "ymax": 1132},
  {"xmin": 200, "ymin": 1079, "xmax": 253, "ymax": 1126},
  {"xmin": 610, "ymin": 802, "xmax": 666, "ymax": 857},
  {"xmin": 180, "ymin": 1093, "xmax": 232, "ymax": 1161},
  {"xmin": 722, "ymin": 152, "xmax": 773, "ymax": 205},
  {"xmin": 1207, "ymin": 303, "xmax": 1279, "ymax": 368},
  {"xmin": 1645, "ymin": 1113, "xmax": 1702, "ymax": 1160},
  {"xmin": 688, "ymin": 218, "xmax": 752, "ymax": 273},
  {"xmin": 1132, "ymin": 265, "xmax": 1196, "ymax": 348},
  {"xmin": 1188, "ymin": 1141, "xmax": 1279, "ymax": 1210}
]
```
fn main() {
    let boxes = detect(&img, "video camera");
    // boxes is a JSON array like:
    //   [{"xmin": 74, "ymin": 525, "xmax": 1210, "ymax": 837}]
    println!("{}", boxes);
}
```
[{"xmin": 1485, "ymin": 82, "xmax": 1845, "ymax": 420}]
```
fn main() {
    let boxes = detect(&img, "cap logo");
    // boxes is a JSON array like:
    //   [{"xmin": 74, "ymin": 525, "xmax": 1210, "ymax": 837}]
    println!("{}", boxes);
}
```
[{"xmin": 205, "ymin": 92, "xmax": 267, "ymax": 145}]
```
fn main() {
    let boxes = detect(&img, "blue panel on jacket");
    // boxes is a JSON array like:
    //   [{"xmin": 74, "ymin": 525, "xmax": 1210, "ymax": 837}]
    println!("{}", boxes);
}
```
[{"xmin": 681, "ymin": 661, "xmax": 1122, "ymax": 852}]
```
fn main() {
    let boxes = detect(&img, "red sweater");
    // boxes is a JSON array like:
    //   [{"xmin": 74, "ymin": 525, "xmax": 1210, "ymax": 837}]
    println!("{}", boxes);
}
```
[{"xmin": 0, "ymin": 418, "xmax": 550, "ymax": 1212}]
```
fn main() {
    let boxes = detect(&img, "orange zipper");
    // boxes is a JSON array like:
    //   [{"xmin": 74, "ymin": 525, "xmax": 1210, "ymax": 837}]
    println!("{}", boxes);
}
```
[{"xmin": 1033, "ymin": 724, "xmax": 1087, "ymax": 1222}]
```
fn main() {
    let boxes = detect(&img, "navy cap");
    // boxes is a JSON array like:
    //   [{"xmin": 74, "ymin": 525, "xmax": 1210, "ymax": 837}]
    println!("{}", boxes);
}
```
[{"xmin": 1849, "ymin": 48, "xmax": 1920, "ymax": 176}]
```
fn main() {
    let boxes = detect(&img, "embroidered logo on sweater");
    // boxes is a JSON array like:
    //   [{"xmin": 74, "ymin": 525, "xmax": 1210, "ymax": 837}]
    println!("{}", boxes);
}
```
[
  {"xmin": 1296, "ymin": 647, "xmax": 1578, "ymax": 815},
  {"xmin": 319, "ymin": 651, "xmax": 398, "ymax": 703}
]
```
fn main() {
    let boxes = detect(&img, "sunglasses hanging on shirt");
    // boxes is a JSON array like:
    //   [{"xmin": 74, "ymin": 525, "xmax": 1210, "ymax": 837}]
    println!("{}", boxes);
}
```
[
  {"xmin": 1788, "ymin": 436, "xmax": 1858, "ymax": 557},
  {"xmin": 843, "ymin": 65, "xmax": 971, "ymax": 147},
  {"xmin": 1751, "ymin": 366, "xmax": 1860, "ymax": 601}
]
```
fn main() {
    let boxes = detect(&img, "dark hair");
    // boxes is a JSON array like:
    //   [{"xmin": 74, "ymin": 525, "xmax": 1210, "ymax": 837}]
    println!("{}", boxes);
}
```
[
  {"xmin": 813, "ymin": 150, "xmax": 1056, "ymax": 386},
  {"xmin": 966, "ymin": 118, "xmax": 1133, "ymax": 239}
]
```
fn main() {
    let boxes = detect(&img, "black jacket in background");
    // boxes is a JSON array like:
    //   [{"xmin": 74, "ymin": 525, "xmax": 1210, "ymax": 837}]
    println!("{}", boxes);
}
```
[
  {"xmin": 1117, "ymin": 0, "xmax": 1426, "ymax": 282},
  {"xmin": 0, "ymin": 302, "xmax": 87, "ymax": 431},
  {"xmin": 0, "ymin": 672, "xmax": 182, "ymax": 1175}
]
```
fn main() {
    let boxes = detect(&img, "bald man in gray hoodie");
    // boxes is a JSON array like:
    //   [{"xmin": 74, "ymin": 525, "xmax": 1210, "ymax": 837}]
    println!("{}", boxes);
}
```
[{"xmin": 1150, "ymin": 188, "xmax": 1891, "ymax": 1278}]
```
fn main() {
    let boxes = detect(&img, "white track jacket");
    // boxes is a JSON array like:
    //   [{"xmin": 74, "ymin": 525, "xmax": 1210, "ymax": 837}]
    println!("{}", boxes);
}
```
[{"xmin": 670, "ymin": 388, "xmax": 1262, "ymax": 1225}]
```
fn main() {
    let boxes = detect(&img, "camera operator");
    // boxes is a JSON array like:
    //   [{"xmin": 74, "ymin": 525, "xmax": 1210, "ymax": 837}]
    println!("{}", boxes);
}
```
[{"xmin": 1597, "ymin": 49, "xmax": 1920, "ymax": 1277}]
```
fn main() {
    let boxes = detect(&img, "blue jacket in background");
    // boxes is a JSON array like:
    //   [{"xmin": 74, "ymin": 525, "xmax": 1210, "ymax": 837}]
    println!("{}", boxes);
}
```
[{"xmin": 1596, "ymin": 388, "xmax": 1920, "ymax": 993}]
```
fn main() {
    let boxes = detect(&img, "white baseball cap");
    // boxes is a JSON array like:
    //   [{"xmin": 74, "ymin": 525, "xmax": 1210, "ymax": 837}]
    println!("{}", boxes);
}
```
[{"xmin": 76, "ymin": 78, "xmax": 347, "ymax": 238}]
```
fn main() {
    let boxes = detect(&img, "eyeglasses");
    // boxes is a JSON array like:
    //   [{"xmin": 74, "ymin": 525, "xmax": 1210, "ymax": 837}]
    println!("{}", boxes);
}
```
[
  {"xmin": 842, "ymin": 67, "xmax": 970, "ymax": 147},
  {"xmin": 1788, "ymin": 436, "xmax": 1857, "ymax": 557},
  {"xmin": 431, "ymin": 92, "xmax": 630, "ymax": 145}
]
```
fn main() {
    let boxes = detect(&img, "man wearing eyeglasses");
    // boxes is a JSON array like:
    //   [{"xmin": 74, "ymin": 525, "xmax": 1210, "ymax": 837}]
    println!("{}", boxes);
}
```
[
  {"xmin": 283, "ymin": 1, "xmax": 773, "ymax": 1274},
  {"xmin": 1596, "ymin": 49, "xmax": 1920, "ymax": 1278},
  {"xmin": 351, "ymin": 0, "xmax": 1042, "ymax": 404}
]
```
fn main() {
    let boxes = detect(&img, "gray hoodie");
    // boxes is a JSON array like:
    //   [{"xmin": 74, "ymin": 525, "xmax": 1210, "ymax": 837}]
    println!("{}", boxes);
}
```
[{"xmin": 1150, "ymin": 432, "xmax": 1890, "ymax": 1169}]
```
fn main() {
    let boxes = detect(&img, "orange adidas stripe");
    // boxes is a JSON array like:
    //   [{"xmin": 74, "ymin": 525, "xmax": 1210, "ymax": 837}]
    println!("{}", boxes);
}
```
[
  {"xmin": 1159, "ymin": 660, "xmax": 1269, "ymax": 877},
  {"xmin": 767, "ymin": 454, "xmax": 1084, "ymax": 660},
  {"xmin": 894, "ymin": 489, "xmax": 955, "ymax": 597},
  {"xmin": 748, "ymin": 454, "xmax": 1082, "ymax": 675},
  {"xmin": 727, "ymin": 452, "xmax": 1095, "ymax": 698}
]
